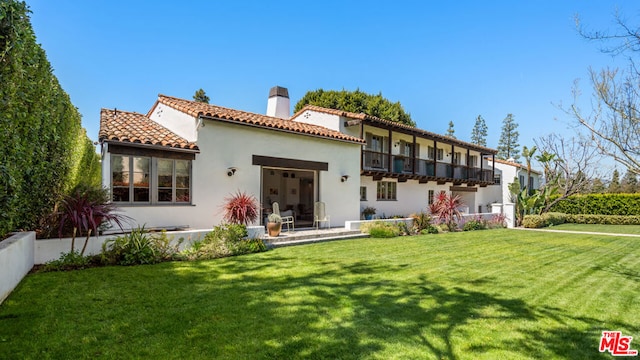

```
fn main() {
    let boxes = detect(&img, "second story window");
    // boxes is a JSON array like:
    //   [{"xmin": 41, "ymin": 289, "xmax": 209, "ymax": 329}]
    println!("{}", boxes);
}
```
[
  {"xmin": 437, "ymin": 148, "xmax": 444, "ymax": 161},
  {"xmin": 453, "ymin": 152, "xmax": 462, "ymax": 165}
]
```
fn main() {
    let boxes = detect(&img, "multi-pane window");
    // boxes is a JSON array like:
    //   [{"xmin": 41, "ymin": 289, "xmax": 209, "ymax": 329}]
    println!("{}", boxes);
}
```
[
  {"xmin": 469, "ymin": 155, "xmax": 478, "ymax": 167},
  {"xmin": 111, "ymin": 154, "xmax": 191, "ymax": 204},
  {"xmin": 360, "ymin": 186, "xmax": 367, "ymax": 201},
  {"xmin": 493, "ymin": 173, "xmax": 501, "ymax": 185},
  {"xmin": 112, "ymin": 155, "xmax": 150, "ymax": 203},
  {"xmin": 428, "ymin": 190, "xmax": 435, "ymax": 205},
  {"xmin": 453, "ymin": 152, "xmax": 462, "ymax": 165},
  {"xmin": 377, "ymin": 181, "xmax": 397, "ymax": 200},
  {"xmin": 427, "ymin": 146, "xmax": 435, "ymax": 159},
  {"xmin": 519, "ymin": 175, "xmax": 525, "ymax": 189},
  {"xmin": 437, "ymin": 148, "xmax": 444, "ymax": 161}
]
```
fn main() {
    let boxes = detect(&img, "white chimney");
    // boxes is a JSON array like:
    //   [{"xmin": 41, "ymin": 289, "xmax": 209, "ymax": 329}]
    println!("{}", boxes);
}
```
[{"xmin": 266, "ymin": 86, "xmax": 290, "ymax": 119}]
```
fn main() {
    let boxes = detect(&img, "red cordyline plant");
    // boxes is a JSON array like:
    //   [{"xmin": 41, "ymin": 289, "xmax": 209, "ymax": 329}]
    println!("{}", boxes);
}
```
[
  {"xmin": 58, "ymin": 186, "xmax": 131, "ymax": 255},
  {"xmin": 223, "ymin": 191, "xmax": 259, "ymax": 225},
  {"xmin": 429, "ymin": 191, "xmax": 464, "ymax": 231}
]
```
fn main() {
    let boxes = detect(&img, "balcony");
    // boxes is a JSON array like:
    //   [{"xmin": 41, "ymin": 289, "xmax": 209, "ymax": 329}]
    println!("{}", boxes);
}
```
[{"xmin": 362, "ymin": 150, "xmax": 493, "ymax": 184}]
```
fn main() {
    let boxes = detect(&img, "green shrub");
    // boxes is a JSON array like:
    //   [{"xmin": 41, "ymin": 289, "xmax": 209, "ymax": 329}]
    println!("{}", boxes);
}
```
[
  {"xmin": 42, "ymin": 251, "xmax": 98, "ymax": 272},
  {"xmin": 566, "ymin": 214, "xmax": 640, "ymax": 225},
  {"xmin": 410, "ymin": 212, "xmax": 432, "ymax": 234},
  {"xmin": 101, "ymin": 227, "xmax": 182, "ymax": 266},
  {"xmin": 420, "ymin": 225, "xmax": 439, "ymax": 235},
  {"xmin": 549, "ymin": 194, "xmax": 640, "ymax": 215},
  {"xmin": 542, "ymin": 212, "xmax": 567, "ymax": 226},
  {"xmin": 522, "ymin": 215, "xmax": 545, "ymax": 228},
  {"xmin": 180, "ymin": 223, "xmax": 266, "ymax": 260},
  {"xmin": 361, "ymin": 221, "xmax": 402, "ymax": 238},
  {"xmin": 463, "ymin": 219, "xmax": 487, "ymax": 231}
]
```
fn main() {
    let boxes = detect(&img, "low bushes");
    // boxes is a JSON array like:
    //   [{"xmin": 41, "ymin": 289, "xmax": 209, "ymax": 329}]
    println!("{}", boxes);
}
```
[
  {"xmin": 360, "ymin": 221, "xmax": 406, "ymax": 238},
  {"xmin": 566, "ymin": 214, "xmax": 640, "ymax": 225},
  {"xmin": 522, "ymin": 212, "xmax": 567, "ymax": 228},
  {"xmin": 42, "ymin": 224, "xmax": 267, "ymax": 272},
  {"xmin": 523, "ymin": 212, "xmax": 640, "ymax": 228}
]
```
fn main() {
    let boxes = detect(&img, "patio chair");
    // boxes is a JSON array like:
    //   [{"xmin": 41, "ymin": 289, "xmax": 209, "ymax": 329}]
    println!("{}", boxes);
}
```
[
  {"xmin": 313, "ymin": 201, "xmax": 331, "ymax": 230},
  {"xmin": 272, "ymin": 202, "xmax": 294, "ymax": 232}
]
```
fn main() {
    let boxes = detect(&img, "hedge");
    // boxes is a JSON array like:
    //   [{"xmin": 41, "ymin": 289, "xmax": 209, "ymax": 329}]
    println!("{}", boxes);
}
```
[
  {"xmin": 523, "ymin": 213, "xmax": 640, "ymax": 227},
  {"xmin": 0, "ymin": 1, "xmax": 100, "ymax": 238},
  {"xmin": 548, "ymin": 193, "xmax": 640, "ymax": 216}
]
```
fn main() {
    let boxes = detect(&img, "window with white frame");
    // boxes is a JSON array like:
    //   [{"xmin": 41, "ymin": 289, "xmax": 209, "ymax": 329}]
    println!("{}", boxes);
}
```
[
  {"xmin": 111, "ymin": 154, "xmax": 191, "ymax": 204},
  {"xmin": 428, "ymin": 189, "xmax": 435, "ymax": 205},
  {"xmin": 437, "ymin": 148, "xmax": 444, "ymax": 161},
  {"xmin": 377, "ymin": 181, "xmax": 397, "ymax": 200},
  {"xmin": 493, "ymin": 173, "xmax": 501, "ymax": 185}
]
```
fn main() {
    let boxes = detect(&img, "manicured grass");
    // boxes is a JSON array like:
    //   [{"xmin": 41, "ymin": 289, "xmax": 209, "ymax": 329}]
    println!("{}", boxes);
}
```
[
  {"xmin": 545, "ymin": 223, "xmax": 640, "ymax": 235},
  {"xmin": 1, "ymin": 229, "xmax": 639, "ymax": 359}
]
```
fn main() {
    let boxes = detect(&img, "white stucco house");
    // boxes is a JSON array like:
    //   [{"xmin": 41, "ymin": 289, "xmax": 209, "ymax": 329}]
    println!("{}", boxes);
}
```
[
  {"xmin": 99, "ymin": 86, "xmax": 508, "ymax": 230},
  {"xmin": 487, "ymin": 158, "xmax": 543, "ymax": 203}
]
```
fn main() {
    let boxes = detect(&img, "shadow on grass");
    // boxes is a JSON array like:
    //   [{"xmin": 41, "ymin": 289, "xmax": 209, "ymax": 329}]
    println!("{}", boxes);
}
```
[{"xmin": 163, "ymin": 257, "xmax": 629, "ymax": 359}]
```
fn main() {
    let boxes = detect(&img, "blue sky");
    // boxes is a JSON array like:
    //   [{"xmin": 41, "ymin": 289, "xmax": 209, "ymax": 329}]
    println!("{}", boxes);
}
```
[{"xmin": 28, "ymin": 1, "xmax": 636, "ymax": 171}]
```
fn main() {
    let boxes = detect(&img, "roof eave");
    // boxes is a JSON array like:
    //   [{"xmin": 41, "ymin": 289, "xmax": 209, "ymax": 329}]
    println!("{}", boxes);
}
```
[{"xmin": 102, "ymin": 139, "xmax": 200, "ymax": 153}]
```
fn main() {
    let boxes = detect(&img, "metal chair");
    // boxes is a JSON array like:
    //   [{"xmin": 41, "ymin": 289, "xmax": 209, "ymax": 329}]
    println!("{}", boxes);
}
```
[
  {"xmin": 313, "ymin": 201, "xmax": 331, "ymax": 230},
  {"xmin": 272, "ymin": 202, "xmax": 294, "ymax": 232}
]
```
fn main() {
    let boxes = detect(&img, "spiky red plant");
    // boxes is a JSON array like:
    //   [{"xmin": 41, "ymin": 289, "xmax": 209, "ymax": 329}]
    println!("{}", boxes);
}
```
[
  {"xmin": 429, "ymin": 191, "xmax": 464, "ymax": 231},
  {"xmin": 223, "ymin": 191, "xmax": 259, "ymax": 225}
]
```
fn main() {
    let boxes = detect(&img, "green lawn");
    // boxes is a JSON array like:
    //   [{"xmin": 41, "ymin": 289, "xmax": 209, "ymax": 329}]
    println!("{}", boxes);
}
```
[
  {"xmin": 1, "ymin": 229, "xmax": 639, "ymax": 359},
  {"xmin": 544, "ymin": 223, "xmax": 640, "ymax": 235}
]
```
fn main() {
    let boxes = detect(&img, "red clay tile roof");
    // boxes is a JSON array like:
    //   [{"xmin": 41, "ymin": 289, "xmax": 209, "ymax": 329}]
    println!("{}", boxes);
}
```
[
  {"xmin": 151, "ymin": 95, "xmax": 364, "ymax": 144},
  {"xmin": 491, "ymin": 158, "xmax": 542, "ymax": 174},
  {"xmin": 292, "ymin": 105, "xmax": 498, "ymax": 154},
  {"xmin": 99, "ymin": 108, "xmax": 199, "ymax": 151}
]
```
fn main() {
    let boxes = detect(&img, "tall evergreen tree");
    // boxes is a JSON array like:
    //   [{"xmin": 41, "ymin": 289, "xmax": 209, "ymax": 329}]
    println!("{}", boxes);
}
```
[
  {"xmin": 621, "ymin": 170, "xmax": 638, "ymax": 193},
  {"xmin": 608, "ymin": 169, "xmax": 621, "ymax": 193},
  {"xmin": 470, "ymin": 115, "xmax": 488, "ymax": 146},
  {"xmin": 446, "ymin": 121, "xmax": 456, "ymax": 138},
  {"xmin": 193, "ymin": 88, "xmax": 210, "ymax": 103},
  {"xmin": 497, "ymin": 113, "xmax": 520, "ymax": 161}
]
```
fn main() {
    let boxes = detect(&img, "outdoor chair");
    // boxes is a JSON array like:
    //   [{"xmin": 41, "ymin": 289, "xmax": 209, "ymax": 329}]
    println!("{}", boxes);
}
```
[
  {"xmin": 272, "ymin": 202, "xmax": 294, "ymax": 232},
  {"xmin": 313, "ymin": 201, "xmax": 331, "ymax": 230}
]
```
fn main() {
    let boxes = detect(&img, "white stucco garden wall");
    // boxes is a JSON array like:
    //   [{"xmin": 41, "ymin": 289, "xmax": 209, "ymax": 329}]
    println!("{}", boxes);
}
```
[
  {"xmin": 0, "ymin": 232, "xmax": 34, "ymax": 305},
  {"xmin": 108, "ymin": 120, "xmax": 361, "ymax": 230}
]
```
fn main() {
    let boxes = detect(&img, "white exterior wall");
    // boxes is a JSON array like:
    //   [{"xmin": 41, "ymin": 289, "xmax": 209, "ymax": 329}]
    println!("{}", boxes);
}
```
[
  {"xmin": 149, "ymin": 103, "xmax": 199, "ymax": 142},
  {"xmin": 0, "ymin": 232, "xmax": 34, "ymax": 305},
  {"xmin": 491, "ymin": 160, "xmax": 542, "ymax": 204},
  {"xmin": 359, "ymin": 177, "xmax": 450, "ymax": 217},
  {"xmin": 293, "ymin": 110, "xmax": 342, "ymax": 132},
  {"xmin": 107, "ymin": 120, "xmax": 361, "ymax": 230}
]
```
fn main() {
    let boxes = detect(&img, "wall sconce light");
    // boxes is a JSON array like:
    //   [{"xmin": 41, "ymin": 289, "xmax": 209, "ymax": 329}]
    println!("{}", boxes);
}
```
[
  {"xmin": 341, "ymin": 175, "xmax": 350, "ymax": 182},
  {"xmin": 227, "ymin": 167, "xmax": 237, "ymax": 177}
]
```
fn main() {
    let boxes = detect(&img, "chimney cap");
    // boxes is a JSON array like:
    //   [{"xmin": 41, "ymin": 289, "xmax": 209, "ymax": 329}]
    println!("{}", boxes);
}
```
[{"xmin": 269, "ymin": 86, "xmax": 289, "ymax": 99}]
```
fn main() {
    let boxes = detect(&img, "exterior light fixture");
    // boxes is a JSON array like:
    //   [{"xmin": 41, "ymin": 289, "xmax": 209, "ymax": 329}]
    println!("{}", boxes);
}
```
[{"xmin": 227, "ymin": 167, "xmax": 237, "ymax": 177}]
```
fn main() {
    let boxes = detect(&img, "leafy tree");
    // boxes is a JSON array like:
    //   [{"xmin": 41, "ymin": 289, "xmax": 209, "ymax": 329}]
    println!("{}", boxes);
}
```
[
  {"xmin": 193, "ymin": 88, "xmax": 210, "ymax": 103},
  {"xmin": 294, "ymin": 89, "xmax": 415, "ymax": 126},
  {"xmin": 621, "ymin": 170, "xmax": 638, "ymax": 193},
  {"xmin": 497, "ymin": 114, "xmax": 520, "ymax": 161},
  {"xmin": 446, "ymin": 121, "xmax": 455, "ymax": 138},
  {"xmin": 470, "ymin": 115, "xmax": 488, "ymax": 146},
  {"xmin": 570, "ymin": 12, "xmax": 640, "ymax": 175}
]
